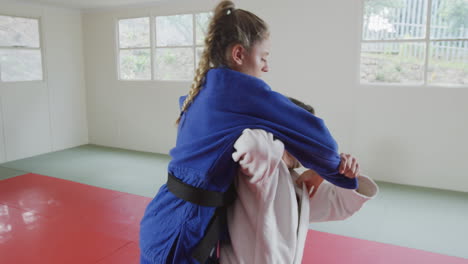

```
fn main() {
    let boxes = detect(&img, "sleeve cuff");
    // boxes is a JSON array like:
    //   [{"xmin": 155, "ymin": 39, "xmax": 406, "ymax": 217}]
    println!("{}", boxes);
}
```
[{"xmin": 355, "ymin": 174, "xmax": 379, "ymax": 199}]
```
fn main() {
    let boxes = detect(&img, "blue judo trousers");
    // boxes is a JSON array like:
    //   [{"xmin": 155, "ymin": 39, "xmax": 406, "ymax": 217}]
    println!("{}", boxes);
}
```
[{"xmin": 139, "ymin": 67, "xmax": 358, "ymax": 264}]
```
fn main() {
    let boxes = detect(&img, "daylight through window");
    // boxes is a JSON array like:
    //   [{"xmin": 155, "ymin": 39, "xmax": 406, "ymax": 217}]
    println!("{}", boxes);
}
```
[
  {"xmin": 118, "ymin": 12, "xmax": 212, "ymax": 81},
  {"xmin": 0, "ymin": 15, "xmax": 43, "ymax": 82},
  {"xmin": 360, "ymin": 0, "xmax": 468, "ymax": 86}
]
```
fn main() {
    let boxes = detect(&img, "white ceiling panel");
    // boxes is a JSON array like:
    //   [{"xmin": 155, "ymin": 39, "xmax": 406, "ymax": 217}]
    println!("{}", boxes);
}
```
[{"xmin": 16, "ymin": 0, "xmax": 167, "ymax": 10}]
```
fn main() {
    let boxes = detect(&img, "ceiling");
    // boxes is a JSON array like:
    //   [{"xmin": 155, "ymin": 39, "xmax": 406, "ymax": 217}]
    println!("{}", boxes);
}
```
[{"xmin": 16, "ymin": 0, "xmax": 167, "ymax": 10}]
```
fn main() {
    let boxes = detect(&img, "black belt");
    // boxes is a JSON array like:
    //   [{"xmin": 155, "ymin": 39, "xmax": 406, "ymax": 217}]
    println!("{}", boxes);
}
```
[{"xmin": 166, "ymin": 173, "xmax": 236, "ymax": 263}]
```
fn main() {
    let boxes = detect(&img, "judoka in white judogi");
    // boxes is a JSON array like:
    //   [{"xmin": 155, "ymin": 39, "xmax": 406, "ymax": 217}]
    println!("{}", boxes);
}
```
[{"xmin": 220, "ymin": 129, "xmax": 379, "ymax": 264}]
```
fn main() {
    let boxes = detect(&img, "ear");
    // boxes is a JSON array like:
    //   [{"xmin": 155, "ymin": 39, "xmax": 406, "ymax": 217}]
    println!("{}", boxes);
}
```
[{"xmin": 231, "ymin": 44, "xmax": 245, "ymax": 66}]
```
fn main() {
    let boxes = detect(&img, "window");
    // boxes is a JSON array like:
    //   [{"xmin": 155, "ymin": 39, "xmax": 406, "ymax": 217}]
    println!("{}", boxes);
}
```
[
  {"xmin": 155, "ymin": 14, "xmax": 194, "ymax": 81},
  {"xmin": 117, "ymin": 12, "xmax": 212, "ymax": 81},
  {"xmin": 118, "ymin": 17, "xmax": 151, "ymax": 80},
  {"xmin": 0, "ymin": 15, "xmax": 43, "ymax": 82},
  {"xmin": 360, "ymin": 0, "xmax": 468, "ymax": 86}
]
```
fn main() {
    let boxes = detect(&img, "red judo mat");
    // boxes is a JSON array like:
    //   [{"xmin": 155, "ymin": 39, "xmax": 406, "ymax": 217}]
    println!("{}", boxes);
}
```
[{"xmin": 0, "ymin": 173, "xmax": 467, "ymax": 264}]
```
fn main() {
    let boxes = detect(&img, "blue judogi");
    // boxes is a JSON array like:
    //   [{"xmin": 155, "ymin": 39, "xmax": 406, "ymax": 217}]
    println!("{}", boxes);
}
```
[{"xmin": 140, "ymin": 67, "xmax": 358, "ymax": 264}]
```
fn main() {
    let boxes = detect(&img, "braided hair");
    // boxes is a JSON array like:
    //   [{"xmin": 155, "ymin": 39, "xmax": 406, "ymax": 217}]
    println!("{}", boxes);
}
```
[{"xmin": 176, "ymin": 1, "xmax": 269, "ymax": 125}]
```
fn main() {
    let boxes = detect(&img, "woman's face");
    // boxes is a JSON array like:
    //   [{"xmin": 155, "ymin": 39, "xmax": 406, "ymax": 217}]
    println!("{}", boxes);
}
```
[{"xmin": 230, "ymin": 37, "xmax": 271, "ymax": 78}]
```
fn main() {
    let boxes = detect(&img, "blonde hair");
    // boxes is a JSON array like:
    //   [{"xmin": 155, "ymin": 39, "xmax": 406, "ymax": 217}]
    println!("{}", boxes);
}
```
[{"xmin": 175, "ymin": 0, "xmax": 269, "ymax": 125}]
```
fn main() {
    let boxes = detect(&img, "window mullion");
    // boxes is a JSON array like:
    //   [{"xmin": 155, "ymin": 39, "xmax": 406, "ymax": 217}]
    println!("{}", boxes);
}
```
[
  {"xmin": 154, "ymin": 45, "xmax": 194, "ymax": 49},
  {"xmin": 430, "ymin": 38, "xmax": 468, "ymax": 42},
  {"xmin": 119, "ymin": 47, "xmax": 151, "ymax": 50},
  {"xmin": 362, "ymin": 39, "xmax": 426, "ymax": 43},
  {"xmin": 150, "ymin": 15, "xmax": 156, "ymax": 81},
  {"xmin": 423, "ymin": 0, "xmax": 433, "ymax": 86},
  {"xmin": 0, "ymin": 46, "xmax": 41, "ymax": 50},
  {"xmin": 193, "ymin": 14, "xmax": 197, "ymax": 73},
  {"xmin": 39, "ymin": 15, "xmax": 45, "ymax": 83},
  {"xmin": 116, "ymin": 18, "xmax": 121, "ymax": 80}
]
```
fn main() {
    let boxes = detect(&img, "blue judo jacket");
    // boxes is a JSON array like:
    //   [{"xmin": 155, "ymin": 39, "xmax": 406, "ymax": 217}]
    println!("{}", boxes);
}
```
[{"xmin": 140, "ymin": 67, "xmax": 358, "ymax": 264}]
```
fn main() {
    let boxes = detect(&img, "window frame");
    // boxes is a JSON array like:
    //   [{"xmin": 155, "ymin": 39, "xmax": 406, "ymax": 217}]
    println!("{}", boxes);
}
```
[
  {"xmin": 0, "ymin": 14, "xmax": 45, "ymax": 83},
  {"xmin": 116, "ymin": 11, "xmax": 211, "ymax": 82},
  {"xmin": 358, "ymin": 0, "xmax": 468, "ymax": 88},
  {"xmin": 116, "ymin": 16, "xmax": 152, "ymax": 81}
]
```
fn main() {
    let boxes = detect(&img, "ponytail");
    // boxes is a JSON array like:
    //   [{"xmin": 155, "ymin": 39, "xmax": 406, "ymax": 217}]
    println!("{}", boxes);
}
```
[{"xmin": 176, "ymin": 0, "xmax": 268, "ymax": 125}]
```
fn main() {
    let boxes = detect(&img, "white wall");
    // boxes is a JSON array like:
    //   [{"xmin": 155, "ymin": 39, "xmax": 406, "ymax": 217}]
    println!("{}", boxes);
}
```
[
  {"xmin": 82, "ymin": 0, "xmax": 468, "ymax": 192},
  {"xmin": 0, "ymin": 2, "xmax": 88, "ymax": 163},
  {"xmin": 83, "ymin": 0, "xmax": 217, "ymax": 154},
  {"xmin": 0, "ymin": 95, "xmax": 5, "ymax": 162}
]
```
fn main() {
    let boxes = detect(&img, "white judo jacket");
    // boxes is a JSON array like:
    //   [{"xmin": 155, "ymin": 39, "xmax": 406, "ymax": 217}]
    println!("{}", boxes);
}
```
[{"xmin": 220, "ymin": 129, "xmax": 379, "ymax": 264}]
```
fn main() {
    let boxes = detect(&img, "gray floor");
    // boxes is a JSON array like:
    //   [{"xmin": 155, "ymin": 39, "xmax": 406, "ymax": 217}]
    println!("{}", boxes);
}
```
[{"xmin": 1, "ymin": 144, "xmax": 467, "ymax": 260}]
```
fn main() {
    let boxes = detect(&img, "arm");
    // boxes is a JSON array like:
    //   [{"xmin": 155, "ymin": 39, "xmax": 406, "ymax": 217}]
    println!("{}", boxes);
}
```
[
  {"xmin": 308, "ymin": 175, "xmax": 379, "ymax": 222},
  {"xmin": 203, "ymin": 68, "xmax": 357, "ymax": 189},
  {"xmin": 232, "ymin": 129, "xmax": 285, "ymax": 183}
]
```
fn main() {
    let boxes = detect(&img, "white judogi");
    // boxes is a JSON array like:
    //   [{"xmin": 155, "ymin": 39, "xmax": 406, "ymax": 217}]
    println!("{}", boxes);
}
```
[{"xmin": 220, "ymin": 129, "xmax": 379, "ymax": 264}]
